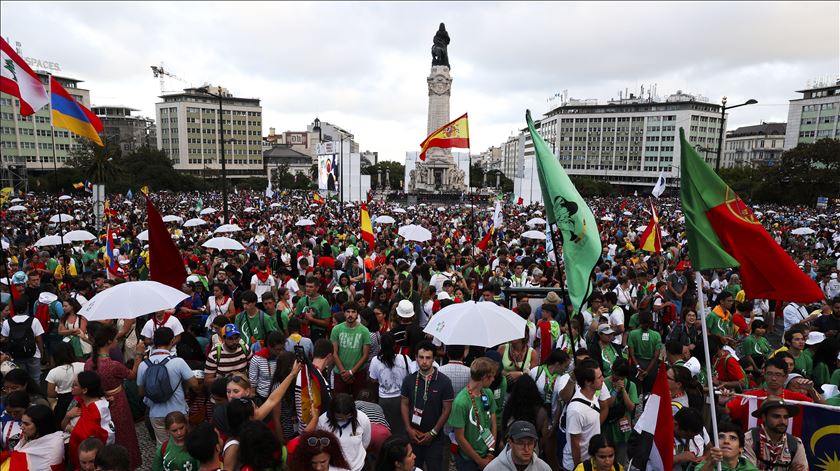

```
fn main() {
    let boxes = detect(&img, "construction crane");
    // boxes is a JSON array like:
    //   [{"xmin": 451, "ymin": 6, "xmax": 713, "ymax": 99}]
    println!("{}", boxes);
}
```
[{"xmin": 150, "ymin": 63, "xmax": 189, "ymax": 94}]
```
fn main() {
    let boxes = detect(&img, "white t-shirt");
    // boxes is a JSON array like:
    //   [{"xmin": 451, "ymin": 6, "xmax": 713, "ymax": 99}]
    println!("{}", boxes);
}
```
[
  {"xmin": 45, "ymin": 362, "xmax": 86, "ymax": 394},
  {"xmin": 281, "ymin": 277, "xmax": 300, "ymax": 301},
  {"xmin": 783, "ymin": 303, "xmax": 809, "ymax": 331},
  {"xmin": 141, "ymin": 316, "xmax": 184, "ymax": 353},
  {"xmin": 562, "ymin": 390, "xmax": 602, "ymax": 470},
  {"xmin": 608, "ymin": 306, "xmax": 625, "ymax": 345},
  {"xmin": 317, "ymin": 410, "xmax": 371, "ymax": 471},
  {"xmin": 1, "ymin": 315, "xmax": 45, "ymax": 359},
  {"xmin": 368, "ymin": 354, "xmax": 410, "ymax": 398},
  {"xmin": 251, "ymin": 274, "xmax": 277, "ymax": 298}
]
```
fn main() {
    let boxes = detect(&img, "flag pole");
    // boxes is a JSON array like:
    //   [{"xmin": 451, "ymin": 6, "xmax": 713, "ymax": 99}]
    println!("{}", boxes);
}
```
[
  {"xmin": 695, "ymin": 270, "xmax": 722, "ymax": 470},
  {"xmin": 47, "ymin": 74, "xmax": 68, "ymax": 276}
]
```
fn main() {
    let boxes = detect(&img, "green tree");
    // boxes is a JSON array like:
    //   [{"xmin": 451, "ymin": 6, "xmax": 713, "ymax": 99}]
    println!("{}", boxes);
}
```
[
  {"xmin": 66, "ymin": 136, "xmax": 122, "ymax": 184},
  {"xmin": 753, "ymin": 139, "xmax": 840, "ymax": 205},
  {"xmin": 367, "ymin": 161, "xmax": 405, "ymax": 190}
]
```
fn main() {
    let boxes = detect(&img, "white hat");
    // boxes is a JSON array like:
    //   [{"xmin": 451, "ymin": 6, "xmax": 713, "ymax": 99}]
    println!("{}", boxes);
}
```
[
  {"xmin": 396, "ymin": 299, "xmax": 415, "ymax": 318},
  {"xmin": 437, "ymin": 291, "xmax": 451, "ymax": 301},
  {"xmin": 683, "ymin": 357, "xmax": 702, "ymax": 377},
  {"xmin": 332, "ymin": 286, "xmax": 343, "ymax": 294},
  {"xmin": 831, "ymin": 273, "xmax": 838, "ymax": 279},
  {"xmin": 806, "ymin": 331, "xmax": 826, "ymax": 346}
]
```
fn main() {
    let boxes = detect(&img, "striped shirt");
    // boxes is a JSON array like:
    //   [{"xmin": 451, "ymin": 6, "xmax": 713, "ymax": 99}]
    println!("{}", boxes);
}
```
[
  {"xmin": 249, "ymin": 354, "xmax": 278, "ymax": 398},
  {"xmin": 355, "ymin": 400, "xmax": 389, "ymax": 430},
  {"xmin": 204, "ymin": 343, "xmax": 251, "ymax": 377}
]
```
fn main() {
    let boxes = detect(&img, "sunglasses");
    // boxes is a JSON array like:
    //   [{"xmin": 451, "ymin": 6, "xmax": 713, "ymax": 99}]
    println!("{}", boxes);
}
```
[
  {"xmin": 307, "ymin": 437, "xmax": 330, "ymax": 447},
  {"xmin": 226, "ymin": 376, "xmax": 248, "ymax": 385}
]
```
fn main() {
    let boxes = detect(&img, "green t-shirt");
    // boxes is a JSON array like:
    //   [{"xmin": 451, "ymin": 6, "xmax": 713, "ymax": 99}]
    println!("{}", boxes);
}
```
[
  {"xmin": 448, "ymin": 387, "xmax": 497, "ymax": 460},
  {"xmin": 602, "ymin": 377, "xmax": 639, "ymax": 444},
  {"xmin": 794, "ymin": 350, "xmax": 813, "ymax": 377},
  {"xmin": 152, "ymin": 440, "xmax": 200, "ymax": 471},
  {"xmin": 276, "ymin": 308, "xmax": 291, "ymax": 332},
  {"xmin": 295, "ymin": 295, "xmax": 332, "ymax": 336},
  {"xmin": 627, "ymin": 328, "xmax": 661, "ymax": 361},
  {"xmin": 697, "ymin": 457, "xmax": 759, "ymax": 471},
  {"xmin": 829, "ymin": 368, "xmax": 840, "ymax": 387},
  {"xmin": 330, "ymin": 322, "xmax": 371, "ymax": 373},
  {"xmin": 629, "ymin": 313, "xmax": 640, "ymax": 329},
  {"xmin": 81, "ymin": 250, "xmax": 98, "ymax": 267},
  {"xmin": 741, "ymin": 334, "xmax": 772, "ymax": 358},
  {"xmin": 235, "ymin": 310, "xmax": 279, "ymax": 345},
  {"xmin": 706, "ymin": 312, "xmax": 734, "ymax": 338}
]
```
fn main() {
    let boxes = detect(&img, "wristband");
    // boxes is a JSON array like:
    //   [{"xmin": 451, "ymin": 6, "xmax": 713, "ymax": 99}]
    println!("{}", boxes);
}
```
[{"xmin": 429, "ymin": 429, "xmax": 437, "ymax": 437}]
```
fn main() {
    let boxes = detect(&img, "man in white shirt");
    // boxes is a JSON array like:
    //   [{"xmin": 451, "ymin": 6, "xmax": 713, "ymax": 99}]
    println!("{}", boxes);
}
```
[
  {"xmin": 250, "ymin": 261, "xmax": 277, "ymax": 299},
  {"xmin": 563, "ymin": 359, "xmax": 604, "ymax": 471},
  {"xmin": 783, "ymin": 302, "xmax": 817, "ymax": 332},
  {"xmin": 429, "ymin": 259, "xmax": 453, "ymax": 293},
  {"xmin": 141, "ymin": 310, "xmax": 184, "ymax": 353},
  {"xmin": 604, "ymin": 292, "xmax": 625, "ymax": 346},
  {"xmin": 710, "ymin": 272, "xmax": 728, "ymax": 305}
]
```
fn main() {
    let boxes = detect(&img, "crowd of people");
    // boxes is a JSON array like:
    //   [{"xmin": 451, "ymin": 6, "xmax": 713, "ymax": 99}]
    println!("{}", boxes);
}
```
[{"xmin": 0, "ymin": 188, "xmax": 838, "ymax": 471}]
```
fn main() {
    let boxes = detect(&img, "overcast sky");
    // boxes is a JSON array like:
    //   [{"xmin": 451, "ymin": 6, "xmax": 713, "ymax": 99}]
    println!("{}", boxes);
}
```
[{"xmin": 2, "ymin": 1, "xmax": 838, "ymax": 162}]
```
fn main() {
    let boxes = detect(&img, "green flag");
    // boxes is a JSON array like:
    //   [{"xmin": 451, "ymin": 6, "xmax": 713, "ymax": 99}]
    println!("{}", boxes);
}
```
[
  {"xmin": 195, "ymin": 197, "xmax": 203, "ymax": 213},
  {"xmin": 526, "ymin": 110, "xmax": 601, "ymax": 312}
]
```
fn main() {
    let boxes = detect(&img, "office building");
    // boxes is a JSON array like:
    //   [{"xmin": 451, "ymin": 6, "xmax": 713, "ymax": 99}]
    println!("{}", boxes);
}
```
[
  {"xmin": 155, "ymin": 86, "xmax": 263, "ymax": 178},
  {"xmin": 91, "ymin": 105, "xmax": 156, "ymax": 154},
  {"xmin": 783, "ymin": 78, "xmax": 840, "ymax": 149},
  {"xmin": 723, "ymin": 122, "xmax": 786, "ymax": 167}
]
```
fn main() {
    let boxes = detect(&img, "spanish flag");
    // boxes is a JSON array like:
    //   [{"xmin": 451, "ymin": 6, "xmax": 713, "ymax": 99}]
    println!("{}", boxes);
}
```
[
  {"xmin": 360, "ymin": 203, "xmax": 374, "ymax": 248},
  {"xmin": 639, "ymin": 200, "xmax": 661, "ymax": 254},
  {"xmin": 49, "ymin": 77, "xmax": 103, "ymax": 146},
  {"xmin": 312, "ymin": 192, "xmax": 325, "ymax": 205},
  {"xmin": 72, "ymin": 182, "xmax": 85, "ymax": 190},
  {"xmin": 419, "ymin": 112, "xmax": 469, "ymax": 161}
]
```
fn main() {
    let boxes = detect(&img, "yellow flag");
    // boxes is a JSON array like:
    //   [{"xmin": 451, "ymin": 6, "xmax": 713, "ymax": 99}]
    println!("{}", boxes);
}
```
[
  {"xmin": 0, "ymin": 187, "xmax": 12, "ymax": 205},
  {"xmin": 140, "ymin": 185, "xmax": 149, "ymax": 196}
]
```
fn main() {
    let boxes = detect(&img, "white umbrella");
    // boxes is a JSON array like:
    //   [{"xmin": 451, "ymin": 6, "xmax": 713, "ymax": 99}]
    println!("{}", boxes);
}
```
[
  {"xmin": 7, "ymin": 205, "xmax": 26, "ymax": 212},
  {"xmin": 162, "ymin": 215, "xmax": 183, "ymax": 223},
  {"xmin": 398, "ymin": 224, "xmax": 433, "ymax": 242},
  {"xmin": 622, "ymin": 211, "xmax": 632, "ymax": 216},
  {"xmin": 600, "ymin": 216, "xmax": 614, "ymax": 222},
  {"xmin": 437, "ymin": 207, "xmax": 446, "ymax": 212},
  {"xmin": 521, "ymin": 230, "xmax": 546, "ymax": 240},
  {"xmin": 58, "ymin": 195, "xmax": 72, "ymax": 201},
  {"xmin": 270, "ymin": 202, "xmax": 282, "ymax": 208},
  {"xmin": 393, "ymin": 208, "xmax": 407, "ymax": 214},
  {"xmin": 375, "ymin": 215, "xmax": 396, "ymax": 224},
  {"xmin": 406, "ymin": 206, "xmax": 416, "ymax": 211},
  {"xmin": 791, "ymin": 227, "xmax": 816, "ymax": 235},
  {"xmin": 63, "ymin": 230, "xmax": 97, "ymax": 242},
  {"xmin": 50, "ymin": 213, "xmax": 74, "ymax": 223},
  {"xmin": 78, "ymin": 280, "xmax": 189, "ymax": 321},
  {"xmin": 183, "ymin": 218, "xmax": 207, "ymax": 228},
  {"xmin": 295, "ymin": 218, "xmax": 316, "ymax": 227},
  {"xmin": 10, "ymin": 198, "xmax": 23, "ymax": 203},
  {"xmin": 137, "ymin": 230, "xmax": 149, "ymax": 241},
  {"xmin": 526, "ymin": 217, "xmax": 547, "ymax": 226},
  {"xmin": 766, "ymin": 210, "xmax": 777, "ymax": 214},
  {"xmin": 199, "ymin": 208, "xmax": 217, "ymax": 216},
  {"xmin": 423, "ymin": 301, "xmax": 527, "ymax": 347},
  {"xmin": 243, "ymin": 207, "xmax": 257, "ymax": 213},
  {"xmin": 214, "ymin": 224, "xmax": 243, "ymax": 234},
  {"xmin": 34, "ymin": 235, "xmax": 63, "ymax": 247},
  {"xmin": 202, "ymin": 237, "xmax": 246, "ymax": 251}
]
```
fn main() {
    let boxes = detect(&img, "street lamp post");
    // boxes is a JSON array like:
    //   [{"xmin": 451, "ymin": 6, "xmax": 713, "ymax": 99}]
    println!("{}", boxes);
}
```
[
  {"xmin": 715, "ymin": 97, "xmax": 757, "ymax": 172},
  {"xmin": 197, "ymin": 86, "xmax": 229, "ymax": 222}
]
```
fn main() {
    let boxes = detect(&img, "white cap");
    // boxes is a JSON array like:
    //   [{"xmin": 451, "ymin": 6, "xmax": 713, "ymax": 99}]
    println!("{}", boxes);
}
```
[
  {"xmin": 683, "ymin": 357, "xmax": 702, "ymax": 377},
  {"xmin": 437, "ymin": 291, "xmax": 451, "ymax": 301},
  {"xmin": 806, "ymin": 331, "xmax": 826, "ymax": 345}
]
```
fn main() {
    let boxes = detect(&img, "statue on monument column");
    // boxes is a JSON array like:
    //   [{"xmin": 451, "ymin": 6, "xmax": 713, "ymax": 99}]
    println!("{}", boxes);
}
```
[{"xmin": 431, "ymin": 23, "xmax": 450, "ymax": 68}]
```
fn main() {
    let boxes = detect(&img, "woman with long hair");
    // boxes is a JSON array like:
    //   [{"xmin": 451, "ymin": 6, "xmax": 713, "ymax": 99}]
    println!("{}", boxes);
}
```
[
  {"xmin": 375, "ymin": 435, "xmax": 416, "ymax": 471},
  {"xmin": 2, "ymin": 368, "xmax": 49, "ymax": 407},
  {"xmin": 269, "ymin": 351, "xmax": 298, "ymax": 442},
  {"xmin": 45, "ymin": 341, "xmax": 85, "ymax": 427},
  {"xmin": 151, "ymin": 411, "xmax": 199, "ymax": 471},
  {"xmin": 288, "ymin": 430, "xmax": 351, "ymax": 471},
  {"xmin": 84, "ymin": 323, "xmax": 143, "ymax": 469},
  {"xmin": 59, "ymin": 297, "xmax": 91, "ymax": 359},
  {"xmin": 498, "ymin": 328, "xmax": 538, "ymax": 384},
  {"xmin": 360, "ymin": 307, "xmax": 382, "ymax": 360},
  {"xmin": 368, "ymin": 332, "xmax": 409, "ymax": 437},
  {"xmin": 556, "ymin": 316, "xmax": 587, "ymax": 364},
  {"xmin": 666, "ymin": 364, "xmax": 704, "ymax": 413},
  {"xmin": 238, "ymin": 420, "xmax": 285, "ymax": 471},
  {"xmin": 63, "ymin": 371, "xmax": 115, "ymax": 469},
  {"xmin": 207, "ymin": 282, "xmax": 235, "ymax": 329},
  {"xmin": 316, "ymin": 393, "xmax": 371, "ymax": 471},
  {"xmin": 14, "ymin": 405, "xmax": 64, "ymax": 469},
  {"xmin": 501, "ymin": 374, "xmax": 549, "ymax": 450}
]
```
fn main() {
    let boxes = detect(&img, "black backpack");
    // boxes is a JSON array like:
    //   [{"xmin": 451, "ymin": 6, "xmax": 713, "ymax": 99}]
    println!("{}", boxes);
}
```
[
  {"xmin": 750, "ymin": 428, "xmax": 799, "ymax": 469},
  {"xmin": 8, "ymin": 316, "xmax": 37, "ymax": 359},
  {"xmin": 557, "ymin": 397, "xmax": 601, "ymax": 457},
  {"xmin": 143, "ymin": 356, "xmax": 181, "ymax": 404}
]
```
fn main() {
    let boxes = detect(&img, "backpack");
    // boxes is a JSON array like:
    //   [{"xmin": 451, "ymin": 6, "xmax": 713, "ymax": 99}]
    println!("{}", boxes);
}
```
[
  {"xmin": 143, "ymin": 356, "xmax": 181, "ymax": 404},
  {"xmin": 7, "ymin": 316, "xmax": 37, "ymax": 359},
  {"xmin": 750, "ymin": 428, "xmax": 799, "ymax": 469},
  {"xmin": 557, "ymin": 397, "xmax": 601, "ymax": 457}
]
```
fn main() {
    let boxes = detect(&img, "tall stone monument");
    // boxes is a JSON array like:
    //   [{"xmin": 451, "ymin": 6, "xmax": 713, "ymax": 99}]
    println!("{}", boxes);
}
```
[{"xmin": 409, "ymin": 23, "xmax": 466, "ymax": 193}]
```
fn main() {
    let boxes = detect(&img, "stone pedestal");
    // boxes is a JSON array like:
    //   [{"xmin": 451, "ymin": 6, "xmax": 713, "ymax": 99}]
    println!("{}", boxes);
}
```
[{"xmin": 409, "ymin": 65, "xmax": 466, "ymax": 193}]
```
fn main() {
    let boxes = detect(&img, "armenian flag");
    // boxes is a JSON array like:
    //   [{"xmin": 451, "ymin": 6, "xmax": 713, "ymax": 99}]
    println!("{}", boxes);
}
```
[
  {"xmin": 419, "ymin": 113, "xmax": 469, "ymax": 161},
  {"xmin": 49, "ymin": 77, "xmax": 103, "ymax": 146}
]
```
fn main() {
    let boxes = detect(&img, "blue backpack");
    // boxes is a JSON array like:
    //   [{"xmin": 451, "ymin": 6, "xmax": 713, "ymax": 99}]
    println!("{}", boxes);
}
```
[{"xmin": 143, "ymin": 356, "xmax": 180, "ymax": 403}]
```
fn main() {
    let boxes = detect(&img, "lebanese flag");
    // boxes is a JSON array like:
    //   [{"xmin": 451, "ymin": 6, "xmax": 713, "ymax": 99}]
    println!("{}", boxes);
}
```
[
  {"xmin": 1, "ymin": 431, "xmax": 66, "ymax": 471},
  {"xmin": 679, "ymin": 129, "xmax": 823, "ymax": 302},
  {"xmin": 638, "ymin": 200, "xmax": 662, "ymax": 253},
  {"xmin": 630, "ymin": 362, "xmax": 673, "ymax": 471},
  {"xmin": 0, "ymin": 38, "xmax": 49, "ymax": 116}
]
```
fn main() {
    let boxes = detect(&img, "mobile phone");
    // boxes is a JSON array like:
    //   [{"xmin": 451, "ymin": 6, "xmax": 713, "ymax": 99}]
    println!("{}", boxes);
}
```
[{"xmin": 294, "ymin": 345, "xmax": 307, "ymax": 363}]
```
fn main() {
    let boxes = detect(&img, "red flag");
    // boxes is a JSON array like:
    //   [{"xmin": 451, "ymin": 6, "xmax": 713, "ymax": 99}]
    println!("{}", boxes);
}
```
[
  {"xmin": 476, "ymin": 227, "xmax": 494, "ymax": 251},
  {"xmin": 146, "ymin": 195, "xmax": 187, "ymax": 289},
  {"xmin": 516, "ymin": 197, "xmax": 523, "ymax": 205},
  {"xmin": 0, "ymin": 38, "xmax": 49, "ymax": 116}
]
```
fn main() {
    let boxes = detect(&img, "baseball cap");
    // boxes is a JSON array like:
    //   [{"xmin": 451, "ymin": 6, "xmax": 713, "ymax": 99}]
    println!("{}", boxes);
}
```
[
  {"xmin": 597, "ymin": 324, "xmax": 616, "ymax": 335},
  {"xmin": 222, "ymin": 324, "xmax": 241, "ymax": 338},
  {"xmin": 508, "ymin": 421, "xmax": 538, "ymax": 440}
]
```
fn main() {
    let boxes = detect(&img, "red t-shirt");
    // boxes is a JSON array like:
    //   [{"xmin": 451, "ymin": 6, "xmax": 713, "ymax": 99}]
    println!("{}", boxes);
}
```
[
  {"xmin": 726, "ymin": 389, "xmax": 812, "ymax": 435},
  {"xmin": 714, "ymin": 354, "xmax": 745, "ymax": 383},
  {"xmin": 732, "ymin": 313, "xmax": 749, "ymax": 336}
]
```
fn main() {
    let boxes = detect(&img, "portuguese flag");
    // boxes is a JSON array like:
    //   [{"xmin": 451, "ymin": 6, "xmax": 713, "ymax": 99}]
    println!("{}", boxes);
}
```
[{"xmin": 679, "ymin": 129, "xmax": 823, "ymax": 302}]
